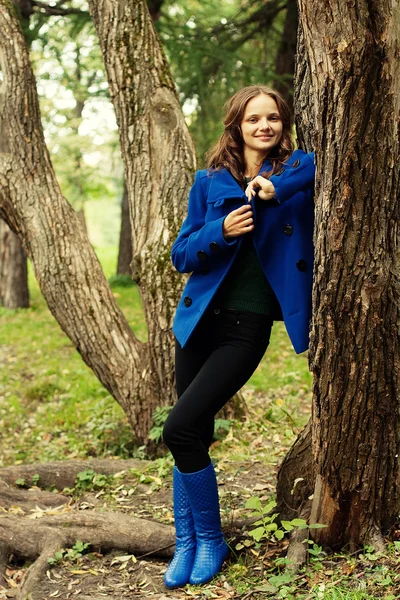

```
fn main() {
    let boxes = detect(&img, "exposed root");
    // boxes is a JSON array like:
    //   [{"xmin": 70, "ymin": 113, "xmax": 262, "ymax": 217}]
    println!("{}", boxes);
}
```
[
  {"xmin": 285, "ymin": 501, "xmax": 312, "ymax": 571},
  {"xmin": 276, "ymin": 421, "xmax": 313, "ymax": 521},
  {"xmin": 0, "ymin": 479, "xmax": 69, "ymax": 511},
  {"xmin": 0, "ymin": 511, "xmax": 174, "ymax": 600},
  {"xmin": 366, "ymin": 528, "xmax": 386, "ymax": 554},
  {"xmin": 0, "ymin": 459, "xmax": 151, "ymax": 491}
]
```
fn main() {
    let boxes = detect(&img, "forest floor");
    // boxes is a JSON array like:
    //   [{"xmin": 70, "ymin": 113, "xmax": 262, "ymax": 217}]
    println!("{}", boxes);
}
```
[{"xmin": 1, "ymin": 248, "xmax": 400, "ymax": 599}]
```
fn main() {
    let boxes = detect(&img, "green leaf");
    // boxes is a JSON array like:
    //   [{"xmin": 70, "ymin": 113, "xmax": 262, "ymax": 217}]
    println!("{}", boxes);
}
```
[
  {"xmin": 265, "ymin": 522, "xmax": 278, "ymax": 531},
  {"xmin": 289, "ymin": 518, "xmax": 308, "ymax": 528},
  {"xmin": 249, "ymin": 526, "xmax": 266, "ymax": 542},
  {"xmin": 274, "ymin": 529, "xmax": 285, "ymax": 541},
  {"xmin": 308, "ymin": 522, "xmax": 328, "ymax": 529},
  {"xmin": 245, "ymin": 496, "xmax": 262, "ymax": 511},
  {"xmin": 281, "ymin": 520, "xmax": 295, "ymax": 531},
  {"xmin": 15, "ymin": 478, "xmax": 26, "ymax": 487},
  {"xmin": 263, "ymin": 500, "xmax": 277, "ymax": 514}
]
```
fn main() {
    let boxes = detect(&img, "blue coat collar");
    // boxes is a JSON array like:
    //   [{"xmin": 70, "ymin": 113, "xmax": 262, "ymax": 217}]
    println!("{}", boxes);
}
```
[{"xmin": 207, "ymin": 159, "xmax": 273, "ymax": 202}]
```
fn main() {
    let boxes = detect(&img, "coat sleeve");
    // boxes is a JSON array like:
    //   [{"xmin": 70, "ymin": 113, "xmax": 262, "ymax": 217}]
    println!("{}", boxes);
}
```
[
  {"xmin": 271, "ymin": 151, "xmax": 315, "ymax": 204},
  {"xmin": 171, "ymin": 171, "xmax": 238, "ymax": 274}
]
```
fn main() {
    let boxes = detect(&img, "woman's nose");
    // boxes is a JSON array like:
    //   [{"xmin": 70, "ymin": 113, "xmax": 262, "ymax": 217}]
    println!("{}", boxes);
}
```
[{"xmin": 259, "ymin": 119, "xmax": 271, "ymax": 130}]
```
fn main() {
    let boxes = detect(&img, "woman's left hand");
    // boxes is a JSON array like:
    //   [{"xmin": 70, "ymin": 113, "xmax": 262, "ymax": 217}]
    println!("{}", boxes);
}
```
[{"xmin": 245, "ymin": 176, "xmax": 276, "ymax": 202}]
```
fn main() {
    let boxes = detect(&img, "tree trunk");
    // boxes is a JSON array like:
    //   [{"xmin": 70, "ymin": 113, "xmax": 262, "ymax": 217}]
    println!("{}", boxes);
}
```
[
  {"xmin": 0, "ymin": 219, "xmax": 29, "ymax": 308},
  {"xmin": 87, "ymin": 0, "xmax": 196, "ymax": 416},
  {"xmin": 0, "ymin": 86, "xmax": 29, "ymax": 309},
  {"xmin": 273, "ymin": 0, "xmax": 297, "ymax": 114},
  {"xmin": 116, "ymin": 181, "xmax": 133, "ymax": 277},
  {"xmin": 0, "ymin": 0, "xmax": 192, "ymax": 447},
  {"xmin": 278, "ymin": 0, "xmax": 400, "ymax": 552}
]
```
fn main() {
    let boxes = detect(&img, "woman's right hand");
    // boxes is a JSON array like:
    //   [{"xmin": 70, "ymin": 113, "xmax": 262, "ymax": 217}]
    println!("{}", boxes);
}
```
[{"xmin": 223, "ymin": 204, "xmax": 254, "ymax": 239}]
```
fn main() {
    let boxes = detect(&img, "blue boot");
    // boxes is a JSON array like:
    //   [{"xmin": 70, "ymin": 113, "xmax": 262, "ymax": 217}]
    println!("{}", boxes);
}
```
[
  {"xmin": 179, "ymin": 463, "xmax": 229, "ymax": 585},
  {"xmin": 164, "ymin": 466, "xmax": 196, "ymax": 588}
]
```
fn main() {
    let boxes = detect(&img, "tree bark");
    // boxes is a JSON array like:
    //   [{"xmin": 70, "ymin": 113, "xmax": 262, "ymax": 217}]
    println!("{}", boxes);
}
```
[
  {"xmin": 116, "ymin": 181, "xmax": 133, "ymax": 277},
  {"xmin": 278, "ymin": 0, "xmax": 400, "ymax": 551},
  {"xmin": 0, "ymin": 0, "xmax": 196, "ymax": 447},
  {"xmin": 0, "ymin": 219, "xmax": 29, "ymax": 308},
  {"xmin": 87, "ymin": 0, "xmax": 196, "ymax": 419},
  {"xmin": 0, "ymin": 86, "xmax": 29, "ymax": 309}
]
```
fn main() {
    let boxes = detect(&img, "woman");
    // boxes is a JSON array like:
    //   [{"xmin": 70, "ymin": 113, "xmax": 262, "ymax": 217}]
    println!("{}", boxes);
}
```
[{"xmin": 163, "ymin": 85, "xmax": 315, "ymax": 588}]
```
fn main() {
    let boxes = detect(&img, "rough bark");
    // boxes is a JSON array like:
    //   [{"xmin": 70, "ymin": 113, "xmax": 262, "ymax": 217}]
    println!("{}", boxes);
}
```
[
  {"xmin": 116, "ymin": 181, "xmax": 133, "ymax": 277},
  {"xmin": 87, "ymin": 0, "xmax": 196, "ymax": 422},
  {"xmin": 0, "ymin": 87, "xmax": 29, "ymax": 309},
  {"xmin": 278, "ymin": 0, "xmax": 400, "ymax": 552},
  {"xmin": 0, "ymin": 0, "xmax": 195, "ymax": 447},
  {"xmin": 0, "ymin": 219, "xmax": 29, "ymax": 308}
]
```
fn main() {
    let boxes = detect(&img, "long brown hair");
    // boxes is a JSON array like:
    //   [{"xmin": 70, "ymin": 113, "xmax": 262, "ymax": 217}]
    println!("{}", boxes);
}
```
[{"xmin": 206, "ymin": 85, "xmax": 294, "ymax": 183}]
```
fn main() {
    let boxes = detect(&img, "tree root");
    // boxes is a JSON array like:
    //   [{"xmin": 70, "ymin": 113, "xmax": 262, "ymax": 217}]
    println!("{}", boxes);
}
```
[
  {"xmin": 276, "ymin": 420, "xmax": 314, "ymax": 520},
  {"xmin": 0, "ymin": 511, "xmax": 174, "ymax": 600},
  {"xmin": 0, "ymin": 458, "xmax": 151, "ymax": 491},
  {"xmin": 285, "ymin": 501, "xmax": 312, "ymax": 571},
  {"xmin": 0, "ymin": 479, "xmax": 70, "ymax": 511}
]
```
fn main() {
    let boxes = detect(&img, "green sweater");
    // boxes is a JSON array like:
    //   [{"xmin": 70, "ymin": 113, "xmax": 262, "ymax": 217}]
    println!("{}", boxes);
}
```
[{"xmin": 215, "ymin": 233, "xmax": 282, "ymax": 317}]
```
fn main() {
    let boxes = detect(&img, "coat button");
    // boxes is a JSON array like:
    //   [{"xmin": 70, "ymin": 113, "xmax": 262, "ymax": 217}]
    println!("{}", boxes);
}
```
[
  {"xmin": 292, "ymin": 159, "xmax": 300, "ymax": 168},
  {"xmin": 209, "ymin": 241, "xmax": 220, "ymax": 252},
  {"xmin": 283, "ymin": 224, "xmax": 293, "ymax": 236},
  {"xmin": 296, "ymin": 259, "xmax": 307, "ymax": 272},
  {"xmin": 196, "ymin": 250, "xmax": 207, "ymax": 261},
  {"xmin": 183, "ymin": 296, "xmax": 192, "ymax": 307},
  {"xmin": 276, "ymin": 167, "xmax": 284, "ymax": 176}
]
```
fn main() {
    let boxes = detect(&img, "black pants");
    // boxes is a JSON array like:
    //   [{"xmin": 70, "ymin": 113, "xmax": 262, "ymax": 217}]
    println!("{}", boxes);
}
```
[{"xmin": 163, "ymin": 308, "xmax": 273, "ymax": 473}]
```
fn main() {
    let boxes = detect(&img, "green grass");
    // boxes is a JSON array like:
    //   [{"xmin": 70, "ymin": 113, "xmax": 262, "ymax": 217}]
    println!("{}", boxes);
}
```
[
  {"xmin": 0, "ymin": 245, "xmax": 311, "ymax": 467},
  {"xmin": 1, "ymin": 245, "xmax": 399, "ymax": 598}
]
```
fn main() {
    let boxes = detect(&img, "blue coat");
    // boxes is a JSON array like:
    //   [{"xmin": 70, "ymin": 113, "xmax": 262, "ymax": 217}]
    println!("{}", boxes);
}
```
[{"xmin": 171, "ymin": 148, "xmax": 315, "ymax": 354}]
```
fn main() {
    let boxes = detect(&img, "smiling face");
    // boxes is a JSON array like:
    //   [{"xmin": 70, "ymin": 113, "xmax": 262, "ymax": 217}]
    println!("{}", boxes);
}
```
[{"xmin": 240, "ymin": 94, "xmax": 283, "ymax": 159}]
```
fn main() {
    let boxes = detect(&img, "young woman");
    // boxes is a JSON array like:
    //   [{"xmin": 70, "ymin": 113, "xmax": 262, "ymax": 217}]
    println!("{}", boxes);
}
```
[{"xmin": 163, "ymin": 85, "xmax": 315, "ymax": 588}]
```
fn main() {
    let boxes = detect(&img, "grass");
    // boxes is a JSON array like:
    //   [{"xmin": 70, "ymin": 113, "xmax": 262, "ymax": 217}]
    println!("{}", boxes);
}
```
[{"xmin": 1, "ymin": 245, "xmax": 399, "ymax": 599}]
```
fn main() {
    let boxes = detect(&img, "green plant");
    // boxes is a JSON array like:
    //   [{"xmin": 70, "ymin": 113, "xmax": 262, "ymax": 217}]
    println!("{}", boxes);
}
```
[
  {"xmin": 148, "ymin": 405, "xmax": 173, "ymax": 443},
  {"xmin": 48, "ymin": 541, "xmax": 91, "ymax": 566},
  {"xmin": 75, "ymin": 469, "xmax": 109, "ymax": 490},
  {"xmin": 244, "ymin": 496, "xmax": 327, "ymax": 544},
  {"xmin": 214, "ymin": 418, "xmax": 232, "ymax": 440}
]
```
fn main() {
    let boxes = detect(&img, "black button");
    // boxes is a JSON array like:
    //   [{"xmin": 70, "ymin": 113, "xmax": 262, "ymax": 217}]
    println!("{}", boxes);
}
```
[
  {"xmin": 197, "ymin": 250, "xmax": 207, "ymax": 261},
  {"xmin": 213, "ymin": 308, "xmax": 221, "ymax": 315},
  {"xmin": 183, "ymin": 296, "xmax": 192, "ymax": 307},
  {"xmin": 209, "ymin": 241, "xmax": 220, "ymax": 252},
  {"xmin": 296, "ymin": 259, "xmax": 307, "ymax": 272},
  {"xmin": 292, "ymin": 159, "xmax": 300, "ymax": 168},
  {"xmin": 283, "ymin": 224, "xmax": 293, "ymax": 236},
  {"xmin": 276, "ymin": 167, "xmax": 284, "ymax": 176}
]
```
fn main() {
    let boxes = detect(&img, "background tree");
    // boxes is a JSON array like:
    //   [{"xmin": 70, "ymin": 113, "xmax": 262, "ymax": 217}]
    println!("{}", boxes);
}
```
[
  {"xmin": 159, "ymin": 0, "xmax": 295, "ymax": 161},
  {"xmin": 0, "ymin": 0, "xmax": 193, "ymax": 447}
]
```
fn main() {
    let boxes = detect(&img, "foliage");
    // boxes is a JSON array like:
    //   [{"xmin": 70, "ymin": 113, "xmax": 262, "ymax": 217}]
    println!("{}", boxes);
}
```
[
  {"xmin": 243, "ymin": 496, "xmax": 326, "ymax": 545},
  {"xmin": 29, "ymin": 4, "xmax": 123, "ymax": 212},
  {"xmin": 48, "ymin": 541, "xmax": 91, "ymax": 566},
  {"xmin": 148, "ymin": 405, "xmax": 174, "ymax": 443},
  {"xmin": 158, "ymin": 0, "xmax": 289, "ymax": 162},
  {"xmin": 75, "ymin": 469, "xmax": 109, "ymax": 490}
]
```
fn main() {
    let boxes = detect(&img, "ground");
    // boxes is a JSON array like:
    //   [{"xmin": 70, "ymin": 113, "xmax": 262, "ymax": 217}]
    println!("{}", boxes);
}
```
[{"xmin": 1, "ymin": 262, "xmax": 400, "ymax": 599}]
